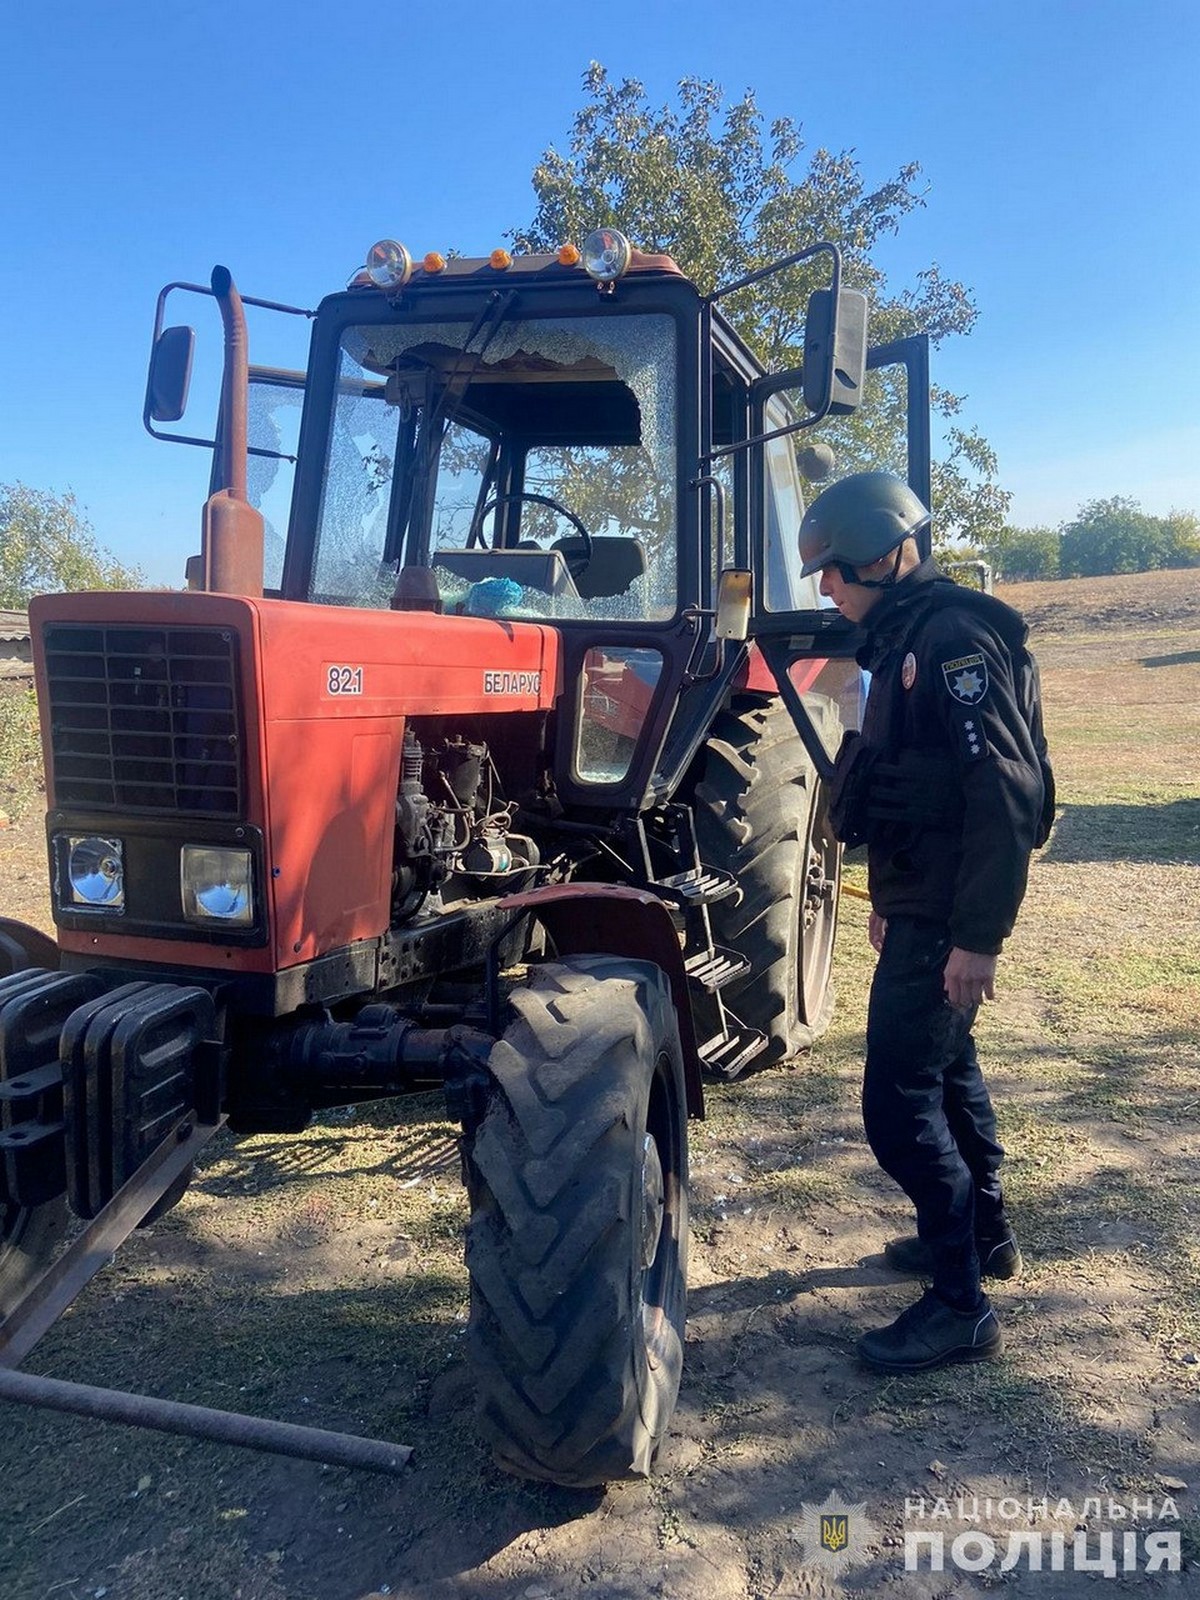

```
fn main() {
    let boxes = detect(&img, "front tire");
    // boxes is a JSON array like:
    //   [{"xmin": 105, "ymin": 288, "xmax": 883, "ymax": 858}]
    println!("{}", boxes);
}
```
[
  {"xmin": 693, "ymin": 695, "xmax": 842, "ymax": 1066},
  {"xmin": 464, "ymin": 956, "xmax": 688, "ymax": 1487}
]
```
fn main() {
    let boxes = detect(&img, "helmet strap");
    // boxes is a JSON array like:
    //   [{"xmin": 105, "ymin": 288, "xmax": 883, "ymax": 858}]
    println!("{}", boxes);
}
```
[{"xmin": 835, "ymin": 544, "xmax": 906, "ymax": 590}]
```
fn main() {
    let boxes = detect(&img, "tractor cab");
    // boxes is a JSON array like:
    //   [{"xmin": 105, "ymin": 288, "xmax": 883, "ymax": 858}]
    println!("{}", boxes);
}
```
[{"xmin": 147, "ymin": 229, "xmax": 930, "ymax": 802}]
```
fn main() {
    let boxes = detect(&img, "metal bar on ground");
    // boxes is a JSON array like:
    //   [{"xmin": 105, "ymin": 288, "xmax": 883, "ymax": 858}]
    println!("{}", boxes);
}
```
[
  {"xmin": 0, "ymin": 1368, "xmax": 412, "ymax": 1475},
  {"xmin": 0, "ymin": 1115, "xmax": 224, "ymax": 1370}
]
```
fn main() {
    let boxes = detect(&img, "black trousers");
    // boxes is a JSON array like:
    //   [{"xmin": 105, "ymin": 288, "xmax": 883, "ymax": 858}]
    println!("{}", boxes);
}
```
[{"xmin": 863, "ymin": 915, "xmax": 1006, "ymax": 1310}]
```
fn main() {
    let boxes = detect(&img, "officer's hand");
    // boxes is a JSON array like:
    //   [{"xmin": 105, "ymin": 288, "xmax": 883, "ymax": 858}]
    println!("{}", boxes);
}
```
[
  {"xmin": 868, "ymin": 911, "xmax": 887, "ymax": 953},
  {"xmin": 944, "ymin": 947, "xmax": 997, "ymax": 1009}
]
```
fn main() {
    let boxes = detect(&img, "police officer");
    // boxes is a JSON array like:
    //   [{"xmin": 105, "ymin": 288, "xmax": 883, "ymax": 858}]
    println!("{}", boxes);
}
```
[{"xmin": 798, "ymin": 471, "xmax": 1054, "ymax": 1373}]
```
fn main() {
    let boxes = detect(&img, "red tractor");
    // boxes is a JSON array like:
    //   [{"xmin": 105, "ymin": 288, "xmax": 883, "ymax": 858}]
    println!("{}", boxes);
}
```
[{"xmin": 0, "ymin": 229, "xmax": 931, "ymax": 1485}]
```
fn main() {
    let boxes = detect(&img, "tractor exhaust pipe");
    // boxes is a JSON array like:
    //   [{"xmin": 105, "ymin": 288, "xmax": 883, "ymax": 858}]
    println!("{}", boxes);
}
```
[
  {"xmin": 193, "ymin": 266, "xmax": 264, "ymax": 596},
  {"xmin": 213, "ymin": 265, "xmax": 249, "ymax": 503}
]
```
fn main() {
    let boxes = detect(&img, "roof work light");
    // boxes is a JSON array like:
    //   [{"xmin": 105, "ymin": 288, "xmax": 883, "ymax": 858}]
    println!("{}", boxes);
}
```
[
  {"xmin": 365, "ymin": 239, "xmax": 414, "ymax": 289},
  {"xmin": 581, "ymin": 228, "xmax": 632, "ymax": 283}
]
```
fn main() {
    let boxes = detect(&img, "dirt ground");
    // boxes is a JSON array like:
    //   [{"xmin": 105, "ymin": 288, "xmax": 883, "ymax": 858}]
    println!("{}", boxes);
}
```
[{"xmin": 0, "ymin": 568, "xmax": 1198, "ymax": 1598}]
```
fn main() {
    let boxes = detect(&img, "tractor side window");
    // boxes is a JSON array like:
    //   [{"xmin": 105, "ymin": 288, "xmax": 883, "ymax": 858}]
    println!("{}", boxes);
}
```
[
  {"xmin": 246, "ymin": 379, "xmax": 303, "ymax": 592},
  {"xmin": 710, "ymin": 353, "xmax": 744, "ymax": 583},
  {"xmin": 310, "ymin": 346, "xmax": 397, "ymax": 607},
  {"xmin": 576, "ymin": 646, "xmax": 664, "ymax": 784},
  {"xmin": 761, "ymin": 396, "xmax": 822, "ymax": 612}
]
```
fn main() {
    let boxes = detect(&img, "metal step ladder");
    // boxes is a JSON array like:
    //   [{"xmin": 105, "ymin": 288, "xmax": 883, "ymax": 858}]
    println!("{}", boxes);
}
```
[
  {"xmin": 697, "ymin": 1023, "xmax": 769, "ymax": 1080},
  {"xmin": 638, "ymin": 808, "xmax": 769, "ymax": 1078},
  {"xmin": 653, "ymin": 865, "xmax": 740, "ymax": 908}
]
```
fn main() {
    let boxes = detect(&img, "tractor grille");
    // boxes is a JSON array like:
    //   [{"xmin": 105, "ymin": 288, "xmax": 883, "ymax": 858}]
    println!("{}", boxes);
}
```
[{"xmin": 42, "ymin": 624, "xmax": 243, "ymax": 816}]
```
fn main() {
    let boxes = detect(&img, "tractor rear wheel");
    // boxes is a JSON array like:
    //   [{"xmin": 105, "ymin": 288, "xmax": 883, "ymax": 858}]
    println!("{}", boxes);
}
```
[
  {"xmin": 0, "ymin": 1198, "xmax": 67, "ymax": 1318},
  {"xmin": 464, "ymin": 956, "xmax": 688, "ymax": 1487},
  {"xmin": 693, "ymin": 695, "xmax": 842, "ymax": 1067}
]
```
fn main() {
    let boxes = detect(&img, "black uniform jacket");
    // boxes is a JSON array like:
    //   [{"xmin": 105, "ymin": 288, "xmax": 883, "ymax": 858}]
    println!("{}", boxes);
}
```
[{"xmin": 851, "ymin": 561, "xmax": 1052, "ymax": 956}]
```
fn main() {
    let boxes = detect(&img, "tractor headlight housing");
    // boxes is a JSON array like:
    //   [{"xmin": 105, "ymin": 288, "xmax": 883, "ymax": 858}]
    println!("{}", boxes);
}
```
[
  {"xmin": 180, "ymin": 845, "xmax": 254, "ymax": 926},
  {"xmin": 364, "ymin": 239, "xmax": 414, "ymax": 290},
  {"xmin": 581, "ymin": 228, "xmax": 632, "ymax": 283},
  {"xmin": 63, "ymin": 835, "xmax": 125, "ymax": 910}
]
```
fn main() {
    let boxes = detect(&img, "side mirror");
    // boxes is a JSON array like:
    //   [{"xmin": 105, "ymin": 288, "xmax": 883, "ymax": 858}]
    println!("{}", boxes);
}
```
[
  {"xmin": 146, "ymin": 325, "xmax": 195, "ymax": 423},
  {"xmin": 802, "ymin": 288, "xmax": 868, "ymax": 416}
]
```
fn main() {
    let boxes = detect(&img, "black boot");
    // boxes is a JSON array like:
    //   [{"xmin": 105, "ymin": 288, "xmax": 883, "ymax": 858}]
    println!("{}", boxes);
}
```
[
  {"xmin": 857, "ymin": 1290, "xmax": 1002, "ymax": 1373},
  {"xmin": 883, "ymin": 1230, "xmax": 1023, "ymax": 1281}
]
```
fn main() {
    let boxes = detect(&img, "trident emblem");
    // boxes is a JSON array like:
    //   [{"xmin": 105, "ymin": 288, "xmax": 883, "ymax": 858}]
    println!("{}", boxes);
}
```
[{"xmin": 821, "ymin": 1514, "xmax": 849, "ymax": 1553}]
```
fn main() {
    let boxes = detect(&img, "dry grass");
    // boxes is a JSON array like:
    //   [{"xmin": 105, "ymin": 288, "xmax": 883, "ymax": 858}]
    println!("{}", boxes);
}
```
[{"xmin": 0, "ymin": 569, "xmax": 1197, "ymax": 1598}]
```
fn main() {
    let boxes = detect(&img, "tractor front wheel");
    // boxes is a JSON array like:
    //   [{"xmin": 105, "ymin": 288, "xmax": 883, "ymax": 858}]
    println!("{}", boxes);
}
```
[{"xmin": 464, "ymin": 956, "xmax": 688, "ymax": 1487}]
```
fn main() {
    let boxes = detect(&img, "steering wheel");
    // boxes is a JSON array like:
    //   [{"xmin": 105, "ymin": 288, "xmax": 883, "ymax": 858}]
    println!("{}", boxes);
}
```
[{"xmin": 471, "ymin": 492, "xmax": 593, "ymax": 579}]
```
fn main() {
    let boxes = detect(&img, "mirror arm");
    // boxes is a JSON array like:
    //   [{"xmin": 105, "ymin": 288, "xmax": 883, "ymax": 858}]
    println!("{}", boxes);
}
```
[
  {"xmin": 701, "ymin": 406, "xmax": 833, "ymax": 467},
  {"xmin": 707, "ymin": 240, "xmax": 841, "ymax": 306},
  {"xmin": 144, "ymin": 280, "xmax": 313, "ymax": 445}
]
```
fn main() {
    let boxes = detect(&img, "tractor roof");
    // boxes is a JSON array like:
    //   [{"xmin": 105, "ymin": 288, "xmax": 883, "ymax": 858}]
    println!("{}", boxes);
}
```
[{"xmin": 347, "ymin": 247, "xmax": 687, "ymax": 292}]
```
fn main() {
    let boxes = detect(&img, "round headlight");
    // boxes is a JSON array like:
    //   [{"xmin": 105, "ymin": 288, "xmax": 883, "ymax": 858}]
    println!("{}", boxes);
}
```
[
  {"xmin": 365, "ymin": 239, "xmax": 414, "ymax": 289},
  {"xmin": 582, "ymin": 228, "xmax": 632, "ymax": 283},
  {"xmin": 67, "ymin": 836, "xmax": 125, "ymax": 907}
]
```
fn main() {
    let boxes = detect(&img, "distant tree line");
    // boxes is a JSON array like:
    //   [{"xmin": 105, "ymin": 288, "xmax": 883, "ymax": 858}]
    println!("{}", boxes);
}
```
[{"xmin": 965, "ymin": 497, "xmax": 1200, "ymax": 582}]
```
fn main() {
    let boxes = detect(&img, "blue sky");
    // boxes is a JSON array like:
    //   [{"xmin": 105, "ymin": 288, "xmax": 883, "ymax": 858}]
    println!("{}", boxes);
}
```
[{"xmin": 3, "ymin": 0, "xmax": 1197, "ymax": 584}]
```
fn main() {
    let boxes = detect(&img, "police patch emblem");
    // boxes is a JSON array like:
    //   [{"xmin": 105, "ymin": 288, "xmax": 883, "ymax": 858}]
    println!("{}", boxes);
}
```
[
  {"xmin": 796, "ymin": 1491, "xmax": 877, "ymax": 1575},
  {"xmin": 901, "ymin": 651, "xmax": 917, "ymax": 689},
  {"xmin": 941, "ymin": 652, "xmax": 989, "ymax": 704}
]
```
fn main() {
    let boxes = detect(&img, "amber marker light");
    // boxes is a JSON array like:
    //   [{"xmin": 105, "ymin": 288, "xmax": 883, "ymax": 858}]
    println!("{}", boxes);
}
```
[
  {"xmin": 490, "ymin": 248, "xmax": 513, "ymax": 270},
  {"xmin": 423, "ymin": 251, "xmax": 447, "ymax": 273},
  {"xmin": 557, "ymin": 243, "xmax": 581, "ymax": 267}
]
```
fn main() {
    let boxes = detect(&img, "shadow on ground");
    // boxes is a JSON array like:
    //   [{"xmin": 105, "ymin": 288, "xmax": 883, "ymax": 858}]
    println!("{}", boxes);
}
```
[{"xmin": 1043, "ymin": 799, "xmax": 1200, "ymax": 864}]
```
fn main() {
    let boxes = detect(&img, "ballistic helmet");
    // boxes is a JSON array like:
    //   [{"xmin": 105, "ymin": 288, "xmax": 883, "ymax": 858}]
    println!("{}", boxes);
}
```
[{"xmin": 798, "ymin": 471, "xmax": 931, "ymax": 578}]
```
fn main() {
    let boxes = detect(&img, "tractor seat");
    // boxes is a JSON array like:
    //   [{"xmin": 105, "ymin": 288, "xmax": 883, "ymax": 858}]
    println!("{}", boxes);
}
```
[{"xmin": 554, "ymin": 535, "xmax": 647, "ymax": 600}]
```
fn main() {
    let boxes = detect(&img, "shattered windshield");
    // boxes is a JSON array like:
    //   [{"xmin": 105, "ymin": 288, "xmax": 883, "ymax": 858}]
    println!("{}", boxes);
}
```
[{"xmin": 309, "ymin": 311, "xmax": 678, "ymax": 622}]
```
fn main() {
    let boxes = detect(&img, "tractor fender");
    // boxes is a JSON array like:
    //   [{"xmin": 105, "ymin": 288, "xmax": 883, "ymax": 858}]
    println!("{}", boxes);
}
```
[{"xmin": 496, "ymin": 883, "xmax": 704, "ymax": 1117}]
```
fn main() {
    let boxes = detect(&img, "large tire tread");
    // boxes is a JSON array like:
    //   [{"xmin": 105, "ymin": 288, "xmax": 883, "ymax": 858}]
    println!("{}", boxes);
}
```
[
  {"xmin": 693, "ymin": 696, "xmax": 841, "ymax": 1064},
  {"xmin": 465, "ymin": 955, "xmax": 687, "ymax": 1486}
]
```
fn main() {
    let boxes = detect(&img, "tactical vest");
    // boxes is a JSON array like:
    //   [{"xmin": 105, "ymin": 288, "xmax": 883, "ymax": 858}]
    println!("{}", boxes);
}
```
[{"xmin": 828, "ymin": 581, "xmax": 1056, "ymax": 850}]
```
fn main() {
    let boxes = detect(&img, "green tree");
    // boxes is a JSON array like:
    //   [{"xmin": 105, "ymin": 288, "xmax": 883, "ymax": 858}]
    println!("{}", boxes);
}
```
[
  {"xmin": 0, "ymin": 483, "xmax": 142, "ymax": 606},
  {"xmin": 516, "ymin": 65, "xmax": 1008, "ymax": 547},
  {"xmin": 1059, "ymin": 496, "xmax": 1170, "ymax": 578},
  {"xmin": 1157, "ymin": 509, "xmax": 1200, "ymax": 569},
  {"xmin": 981, "ymin": 524, "xmax": 1061, "ymax": 581}
]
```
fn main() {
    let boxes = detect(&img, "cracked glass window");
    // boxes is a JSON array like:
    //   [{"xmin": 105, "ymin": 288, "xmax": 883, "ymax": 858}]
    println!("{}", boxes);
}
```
[{"xmin": 311, "ymin": 312, "xmax": 678, "ymax": 620}]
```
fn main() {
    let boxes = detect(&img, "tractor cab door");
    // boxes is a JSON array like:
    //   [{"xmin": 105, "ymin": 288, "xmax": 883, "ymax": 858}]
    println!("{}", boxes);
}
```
[{"xmin": 745, "ymin": 334, "xmax": 932, "ymax": 780}]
